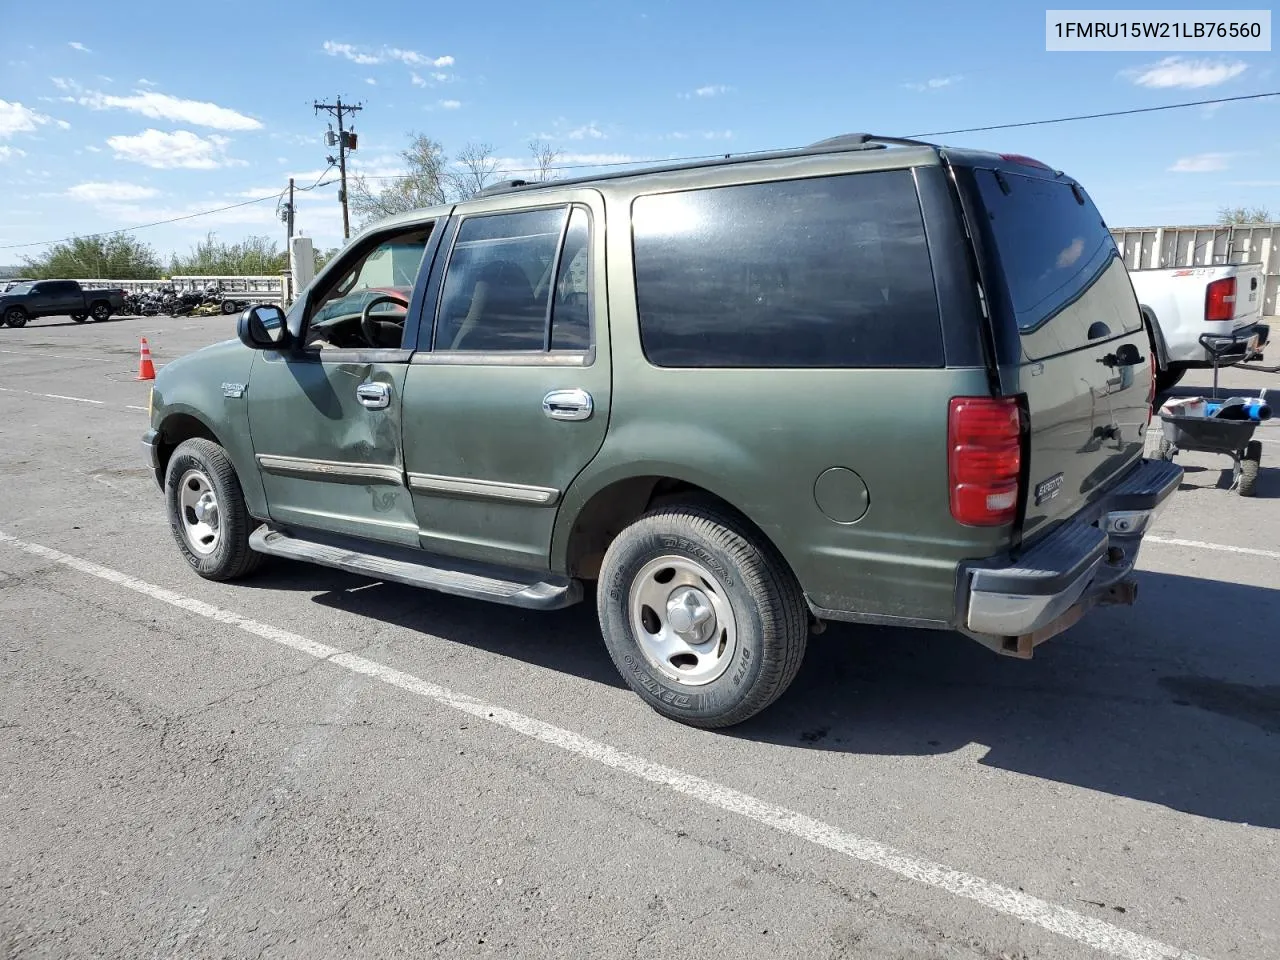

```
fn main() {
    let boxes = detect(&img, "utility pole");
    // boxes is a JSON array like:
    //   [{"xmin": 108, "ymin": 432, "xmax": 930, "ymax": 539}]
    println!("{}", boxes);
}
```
[
  {"xmin": 279, "ymin": 177, "xmax": 295, "ymax": 245},
  {"xmin": 313, "ymin": 97, "xmax": 363, "ymax": 241}
]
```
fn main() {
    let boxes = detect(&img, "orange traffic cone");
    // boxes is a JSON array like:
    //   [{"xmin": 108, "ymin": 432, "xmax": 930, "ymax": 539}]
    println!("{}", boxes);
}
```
[{"xmin": 136, "ymin": 337, "xmax": 156, "ymax": 381}]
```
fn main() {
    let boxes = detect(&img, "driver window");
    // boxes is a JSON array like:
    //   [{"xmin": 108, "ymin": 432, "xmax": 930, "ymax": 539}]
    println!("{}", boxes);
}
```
[{"xmin": 303, "ymin": 224, "xmax": 433, "ymax": 351}]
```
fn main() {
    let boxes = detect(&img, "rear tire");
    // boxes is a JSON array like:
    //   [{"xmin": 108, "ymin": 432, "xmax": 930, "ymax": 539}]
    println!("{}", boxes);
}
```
[
  {"xmin": 164, "ymin": 438, "xmax": 265, "ymax": 581},
  {"xmin": 71, "ymin": 312, "xmax": 88, "ymax": 323},
  {"xmin": 1156, "ymin": 364, "xmax": 1186, "ymax": 393},
  {"xmin": 1157, "ymin": 438, "xmax": 1176, "ymax": 461},
  {"xmin": 89, "ymin": 301, "xmax": 111, "ymax": 322},
  {"xmin": 1238, "ymin": 441, "xmax": 1262, "ymax": 497},
  {"xmin": 597, "ymin": 500, "xmax": 808, "ymax": 729}
]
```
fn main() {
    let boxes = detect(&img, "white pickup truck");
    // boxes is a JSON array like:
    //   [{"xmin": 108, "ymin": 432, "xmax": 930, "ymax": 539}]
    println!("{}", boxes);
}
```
[{"xmin": 1129, "ymin": 263, "xmax": 1271, "ymax": 391}]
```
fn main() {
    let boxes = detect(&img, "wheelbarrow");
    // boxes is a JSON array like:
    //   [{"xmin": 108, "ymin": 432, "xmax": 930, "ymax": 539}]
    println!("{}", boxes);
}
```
[{"xmin": 1156, "ymin": 333, "xmax": 1267, "ymax": 496}]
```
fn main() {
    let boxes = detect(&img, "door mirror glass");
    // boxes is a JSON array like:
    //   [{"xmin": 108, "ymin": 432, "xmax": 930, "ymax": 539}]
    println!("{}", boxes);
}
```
[{"xmin": 238, "ymin": 304, "xmax": 288, "ymax": 349}]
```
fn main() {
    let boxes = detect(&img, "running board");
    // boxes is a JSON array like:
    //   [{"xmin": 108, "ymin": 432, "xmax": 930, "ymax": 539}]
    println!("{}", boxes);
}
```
[{"xmin": 249, "ymin": 525, "xmax": 583, "ymax": 610}]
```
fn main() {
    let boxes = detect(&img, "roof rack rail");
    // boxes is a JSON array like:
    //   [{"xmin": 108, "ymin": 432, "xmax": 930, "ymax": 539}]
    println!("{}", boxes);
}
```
[
  {"xmin": 807, "ymin": 133, "xmax": 938, "ymax": 150},
  {"xmin": 475, "ymin": 178, "xmax": 531, "ymax": 197}
]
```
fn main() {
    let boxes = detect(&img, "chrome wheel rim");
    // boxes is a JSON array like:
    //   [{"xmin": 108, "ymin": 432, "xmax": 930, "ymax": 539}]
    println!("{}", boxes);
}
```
[
  {"xmin": 628, "ymin": 555, "xmax": 738, "ymax": 686},
  {"xmin": 177, "ymin": 469, "xmax": 221, "ymax": 556}
]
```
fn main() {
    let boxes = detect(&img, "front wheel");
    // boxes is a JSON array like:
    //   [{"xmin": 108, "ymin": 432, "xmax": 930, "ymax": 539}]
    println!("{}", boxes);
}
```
[
  {"xmin": 165, "ymin": 438, "xmax": 265, "ymax": 581},
  {"xmin": 1238, "ymin": 440, "xmax": 1262, "ymax": 497},
  {"xmin": 598, "ymin": 501, "xmax": 808, "ymax": 728},
  {"xmin": 4, "ymin": 307, "xmax": 27, "ymax": 328}
]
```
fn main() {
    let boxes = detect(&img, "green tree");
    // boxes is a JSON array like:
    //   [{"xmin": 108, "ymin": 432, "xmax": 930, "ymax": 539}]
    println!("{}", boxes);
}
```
[
  {"xmin": 1217, "ymin": 205, "xmax": 1272, "ymax": 224},
  {"xmin": 313, "ymin": 246, "xmax": 341, "ymax": 273},
  {"xmin": 349, "ymin": 134, "xmax": 451, "ymax": 225},
  {"xmin": 21, "ymin": 233, "xmax": 163, "ymax": 279},
  {"xmin": 169, "ymin": 233, "xmax": 288, "ymax": 276}
]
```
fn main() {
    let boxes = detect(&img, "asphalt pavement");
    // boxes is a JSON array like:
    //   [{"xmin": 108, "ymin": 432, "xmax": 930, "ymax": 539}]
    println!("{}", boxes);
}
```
[{"xmin": 1, "ymin": 313, "xmax": 1277, "ymax": 960}]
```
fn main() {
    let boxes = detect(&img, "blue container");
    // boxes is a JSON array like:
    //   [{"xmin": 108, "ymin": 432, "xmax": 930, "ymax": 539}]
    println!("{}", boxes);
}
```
[{"xmin": 1205, "ymin": 398, "xmax": 1272, "ymax": 422}]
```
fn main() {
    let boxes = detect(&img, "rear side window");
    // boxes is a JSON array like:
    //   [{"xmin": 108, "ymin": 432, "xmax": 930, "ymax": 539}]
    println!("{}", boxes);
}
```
[
  {"xmin": 968, "ymin": 168, "xmax": 1140, "ymax": 341},
  {"xmin": 632, "ymin": 171, "xmax": 943, "ymax": 368}
]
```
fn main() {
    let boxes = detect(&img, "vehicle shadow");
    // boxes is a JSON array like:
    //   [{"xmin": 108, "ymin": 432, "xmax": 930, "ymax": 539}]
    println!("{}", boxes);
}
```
[
  {"xmin": 243, "ymin": 562, "xmax": 1278, "ymax": 827},
  {"xmin": 1173, "ymin": 462, "xmax": 1280, "ymax": 498},
  {"xmin": 730, "ymin": 569, "xmax": 1280, "ymax": 828},
  {"xmin": 241, "ymin": 559, "xmax": 627, "ymax": 690}
]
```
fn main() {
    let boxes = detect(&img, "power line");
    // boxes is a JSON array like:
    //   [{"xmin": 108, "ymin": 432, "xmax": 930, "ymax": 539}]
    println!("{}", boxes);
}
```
[
  {"xmin": 5, "ymin": 89, "xmax": 1276, "ymax": 252},
  {"xmin": 909, "ymin": 90, "xmax": 1280, "ymax": 137},
  {"xmin": 0, "ymin": 191, "xmax": 287, "ymax": 251}
]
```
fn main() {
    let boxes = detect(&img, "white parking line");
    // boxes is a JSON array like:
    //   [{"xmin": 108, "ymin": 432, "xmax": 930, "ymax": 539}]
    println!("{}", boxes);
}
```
[
  {"xmin": 126, "ymin": 405, "xmax": 149, "ymax": 412},
  {"xmin": 0, "ymin": 529, "xmax": 1208, "ymax": 960},
  {"xmin": 0, "ymin": 349, "xmax": 114, "ymax": 363},
  {"xmin": 1146, "ymin": 537, "xmax": 1280, "ymax": 561},
  {"xmin": 41, "ymin": 393, "xmax": 104, "ymax": 405}
]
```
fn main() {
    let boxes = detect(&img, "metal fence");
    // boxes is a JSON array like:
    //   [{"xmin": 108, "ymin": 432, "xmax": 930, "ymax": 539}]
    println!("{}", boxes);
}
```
[
  {"xmin": 66, "ymin": 275, "xmax": 286, "ymax": 302},
  {"xmin": 1111, "ymin": 223, "xmax": 1280, "ymax": 318}
]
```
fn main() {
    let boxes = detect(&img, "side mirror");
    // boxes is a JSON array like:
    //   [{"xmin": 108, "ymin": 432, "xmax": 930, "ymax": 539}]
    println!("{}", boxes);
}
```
[{"xmin": 238, "ymin": 304, "xmax": 288, "ymax": 350}]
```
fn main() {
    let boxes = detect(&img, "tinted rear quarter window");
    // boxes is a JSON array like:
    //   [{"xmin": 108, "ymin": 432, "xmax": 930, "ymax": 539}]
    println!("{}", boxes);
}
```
[{"xmin": 632, "ymin": 170, "xmax": 943, "ymax": 368}]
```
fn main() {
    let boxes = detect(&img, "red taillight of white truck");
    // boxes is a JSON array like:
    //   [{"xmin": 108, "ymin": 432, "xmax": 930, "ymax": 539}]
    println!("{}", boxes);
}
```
[{"xmin": 1205, "ymin": 277, "xmax": 1236, "ymax": 322}]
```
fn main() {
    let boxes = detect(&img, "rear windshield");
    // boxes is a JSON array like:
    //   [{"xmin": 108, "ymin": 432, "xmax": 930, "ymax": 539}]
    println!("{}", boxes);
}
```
[{"xmin": 967, "ymin": 167, "xmax": 1141, "ymax": 352}]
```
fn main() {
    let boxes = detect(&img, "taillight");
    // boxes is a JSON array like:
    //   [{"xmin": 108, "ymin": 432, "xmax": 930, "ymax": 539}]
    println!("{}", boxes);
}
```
[
  {"xmin": 1147, "ymin": 350, "xmax": 1157, "ymax": 423},
  {"xmin": 948, "ymin": 397, "xmax": 1023, "ymax": 527},
  {"xmin": 1205, "ymin": 277, "xmax": 1236, "ymax": 322}
]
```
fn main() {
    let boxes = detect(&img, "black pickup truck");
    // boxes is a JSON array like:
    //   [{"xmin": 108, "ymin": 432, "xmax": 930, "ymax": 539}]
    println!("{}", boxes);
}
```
[{"xmin": 0, "ymin": 280, "xmax": 128, "ymax": 327}]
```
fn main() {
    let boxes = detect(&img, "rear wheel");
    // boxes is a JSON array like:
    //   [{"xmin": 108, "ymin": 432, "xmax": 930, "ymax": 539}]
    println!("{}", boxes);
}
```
[
  {"xmin": 71, "ymin": 313, "xmax": 87, "ymax": 323},
  {"xmin": 1157, "ymin": 438, "xmax": 1177, "ymax": 461},
  {"xmin": 90, "ymin": 301, "xmax": 111, "ymax": 322},
  {"xmin": 1238, "ymin": 440, "xmax": 1262, "ymax": 497},
  {"xmin": 597, "ymin": 500, "xmax": 808, "ymax": 728},
  {"xmin": 4, "ymin": 307, "xmax": 27, "ymax": 328}
]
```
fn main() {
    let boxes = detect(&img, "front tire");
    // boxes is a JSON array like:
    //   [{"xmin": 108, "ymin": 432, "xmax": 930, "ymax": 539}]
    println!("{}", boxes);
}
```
[
  {"xmin": 598, "ymin": 501, "xmax": 808, "ymax": 729},
  {"xmin": 164, "ymin": 438, "xmax": 264, "ymax": 581},
  {"xmin": 4, "ymin": 307, "xmax": 28, "ymax": 328}
]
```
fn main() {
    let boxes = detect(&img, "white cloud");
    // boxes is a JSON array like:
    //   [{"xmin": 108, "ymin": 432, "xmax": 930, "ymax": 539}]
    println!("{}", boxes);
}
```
[
  {"xmin": 439, "ymin": 99, "xmax": 461, "ymax": 110},
  {"xmin": 55, "ymin": 119, "xmax": 71, "ymax": 130},
  {"xmin": 432, "ymin": 72, "xmax": 450, "ymax": 82},
  {"xmin": 1126, "ymin": 57, "xmax": 1247, "ymax": 89},
  {"xmin": 1168, "ymin": 152, "xmax": 1232, "ymax": 173},
  {"xmin": 322, "ymin": 40, "xmax": 382, "ymax": 64},
  {"xmin": 703, "ymin": 129, "xmax": 733, "ymax": 140},
  {"xmin": 66, "ymin": 181, "xmax": 160, "ymax": 202},
  {"xmin": 679, "ymin": 84, "xmax": 733, "ymax": 99},
  {"xmin": 73, "ymin": 90, "xmax": 261, "ymax": 131},
  {"xmin": 365, "ymin": 77, "xmax": 377, "ymax": 85},
  {"xmin": 0, "ymin": 100, "xmax": 57, "ymax": 138},
  {"xmin": 137, "ymin": 78, "xmax": 157, "ymax": 87},
  {"xmin": 559, "ymin": 152, "xmax": 642, "ymax": 165},
  {"xmin": 567, "ymin": 123, "xmax": 606, "ymax": 140},
  {"xmin": 50, "ymin": 76, "xmax": 79, "ymax": 92},
  {"xmin": 0, "ymin": 146, "xmax": 26, "ymax": 161},
  {"xmin": 68, "ymin": 41, "xmax": 90, "ymax": 52},
  {"xmin": 107, "ymin": 129, "xmax": 242, "ymax": 169},
  {"xmin": 323, "ymin": 41, "xmax": 454, "ymax": 69},
  {"xmin": 85, "ymin": 144, "xmax": 101, "ymax": 152},
  {"xmin": 411, "ymin": 72, "xmax": 426, "ymax": 87},
  {"xmin": 906, "ymin": 75, "xmax": 962, "ymax": 92}
]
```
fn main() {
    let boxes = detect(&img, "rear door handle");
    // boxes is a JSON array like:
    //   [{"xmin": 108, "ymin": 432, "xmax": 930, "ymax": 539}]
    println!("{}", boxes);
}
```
[
  {"xmin": 543, "ymin": 388, "xmax": 593, "ymax": 421},
  {"xmin": 356, "ymin": 382, "xmax": 391, "ymax": 409}
]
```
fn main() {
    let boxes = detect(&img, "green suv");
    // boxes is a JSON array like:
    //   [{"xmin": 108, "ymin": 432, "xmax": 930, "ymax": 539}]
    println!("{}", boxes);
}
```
[{"xmin": 143, "ymin": 133, "xmax": 1181, "ymax": 728}]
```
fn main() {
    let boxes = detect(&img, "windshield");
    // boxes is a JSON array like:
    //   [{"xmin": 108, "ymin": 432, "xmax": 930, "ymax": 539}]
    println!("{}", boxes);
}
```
[{"xmin": 6, "ymin": 283, "xmax": 33, "ymax": 295}]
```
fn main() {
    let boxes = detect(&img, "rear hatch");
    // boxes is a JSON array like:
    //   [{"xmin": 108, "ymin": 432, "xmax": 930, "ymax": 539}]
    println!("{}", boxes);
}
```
[{"xmin": 952, "ymin": 157, "xmax": 1152, "ymax": 539}]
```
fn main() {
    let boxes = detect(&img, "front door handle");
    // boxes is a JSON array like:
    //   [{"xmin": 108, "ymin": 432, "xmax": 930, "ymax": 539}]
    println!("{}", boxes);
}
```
[
  {"xmin": 543, "ymin": 388, "xmax": 593, "ymax": 421},
  {"xmin": 356, "ymin": 382, "xmax": 391, "ymax": 410}
]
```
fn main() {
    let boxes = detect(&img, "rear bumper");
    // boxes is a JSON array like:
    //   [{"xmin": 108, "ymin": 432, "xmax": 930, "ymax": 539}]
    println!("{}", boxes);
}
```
[
  {"xmin": 958, "ymin": 458, "xmax": 1182, "ymax": 657},
  {"xmin": 1196, "ymin": 322, "xmax": 1270, "ymax": 364}
]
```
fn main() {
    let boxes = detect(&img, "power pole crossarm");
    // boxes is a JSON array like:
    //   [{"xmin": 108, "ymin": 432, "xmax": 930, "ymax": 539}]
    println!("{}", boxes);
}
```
[{"xmin": 314, "ymin": 97, "xmax": 363, "ymax": 241}]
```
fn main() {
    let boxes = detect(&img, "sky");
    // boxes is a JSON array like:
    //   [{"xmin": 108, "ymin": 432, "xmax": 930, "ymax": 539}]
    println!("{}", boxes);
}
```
[{"xmin": 2, "ymin": 0, "xmax": 1279, "ymax": 266}]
